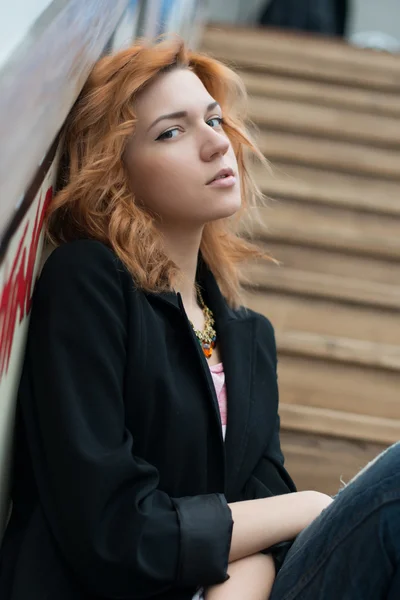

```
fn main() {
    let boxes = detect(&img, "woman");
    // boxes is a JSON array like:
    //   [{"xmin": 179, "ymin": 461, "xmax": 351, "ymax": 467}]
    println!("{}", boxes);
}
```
[{"xmin": 0, "ymin": 39, "xmax": 399, "ymax": 600}]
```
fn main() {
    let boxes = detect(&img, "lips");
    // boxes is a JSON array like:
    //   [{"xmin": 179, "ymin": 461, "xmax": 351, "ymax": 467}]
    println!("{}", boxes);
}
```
[{"xmin": 207, "ymin": 167, "xmax": 235, "ymax": 185}]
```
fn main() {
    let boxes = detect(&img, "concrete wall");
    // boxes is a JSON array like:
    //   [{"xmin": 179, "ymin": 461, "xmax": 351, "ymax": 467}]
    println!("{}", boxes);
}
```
[
  {"xmin": 204, "ymin": 0, "xmax": 266, "ymax": 24},
  {"xmin": 349, "ymin": 0, "xmax": 400, "ymax": 41},
  {"xmin": 0, "ymin": 0, "xmax": 53, "ymax": 65}
]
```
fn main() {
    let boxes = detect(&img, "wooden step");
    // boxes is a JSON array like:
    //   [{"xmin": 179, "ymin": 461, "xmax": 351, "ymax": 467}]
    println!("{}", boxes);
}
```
[
  {"xmin": 251, "ymin": 162, "xmax": 400, "ymax": 216},
  {"xmin": 278, "ymin": 343, "xmax": 400, "ymax": 422},
  {"xmin": 206, "ymin": 24, "xmax": 400, "ymax": 74},
  {"xmin": 241, "ymin": 71, "xmax": 400, "ymax": 118},
  {"xmin": 244, "ymin": 264, "xmax": 400, "ymax": 311},
  {"xmin": 257, "ymin": 130, "xmax": 400, "ymax": 180},
  {"xmin": 249, "ymin": 95, "xmax": 400, "ymax": 149},
  {"xmin": 259, "ymin": 241, "xmax": 400, "ymax": 287},
  {"xmin": 277, "ymin": 330, "xmax": 400, "ymax": 372},
  {"xmin": 280, "ymin": 403, "xmax": 400, "ymax": 445},
  {"xmin": 244, "ymin": 290, "xmax": 400, "ymax": 345},
  {"xmin": 202, "ymin": 26, "xmax": 400, "ymax": 91},
  {"xmin": 280, "ymin": 430, "xmax": 387, "ymax": 495},
  {"xmin": 247, "ymin": 201, "xmax": 400, "ymax": 261},
  {"xmin": 277, "ymin": 346, "xmax": 400, "ymax": 422}
]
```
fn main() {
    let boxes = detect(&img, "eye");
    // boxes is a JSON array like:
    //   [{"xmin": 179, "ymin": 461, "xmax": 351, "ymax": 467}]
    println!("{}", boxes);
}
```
[
  {"xmin": 156, "ymin": 127, "xmax": 180, "ymax": 141},
  {"xmin": 207, "ymin": 116, "xmax": 224, "ymax": 128}
]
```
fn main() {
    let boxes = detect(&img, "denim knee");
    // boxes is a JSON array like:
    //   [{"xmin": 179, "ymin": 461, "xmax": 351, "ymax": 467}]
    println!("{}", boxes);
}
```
[{"xmin": 341, "ymin": 442, "xmax": 400, "ymax": 493}]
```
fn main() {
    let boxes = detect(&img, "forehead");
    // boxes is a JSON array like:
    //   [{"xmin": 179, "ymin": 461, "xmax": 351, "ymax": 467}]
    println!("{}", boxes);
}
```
[{"xmin": 134, "ymin": 68, "xmax": 216, "ymax": 121}]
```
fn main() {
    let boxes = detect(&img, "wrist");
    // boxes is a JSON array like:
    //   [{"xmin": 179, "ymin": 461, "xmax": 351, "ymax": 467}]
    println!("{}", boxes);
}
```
[{"xmin": 206, "ymin": 554, "xmax": 275, "ymax": 600}]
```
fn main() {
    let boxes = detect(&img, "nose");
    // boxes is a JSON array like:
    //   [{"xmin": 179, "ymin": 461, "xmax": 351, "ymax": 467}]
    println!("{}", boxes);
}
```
[{"xmin": 200, "ymin": 126, "xmax": 230, "ymax": 162}]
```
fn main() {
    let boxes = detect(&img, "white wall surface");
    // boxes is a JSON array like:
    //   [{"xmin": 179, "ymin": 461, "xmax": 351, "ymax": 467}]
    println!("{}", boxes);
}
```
[
  {"xmin": 0, "ymin": 0, "xmax": 53, "ymax": 66},
  {"xmin": 204, "ymin": 0, "xmax": 241, "ymax": 24},
  {"xmin": 349, "ymin": 0, "xmax": 400, "ymax": 40},
  {"xmin": 205, "ymin": 0, "xmax": 270, "ymax": 24}
]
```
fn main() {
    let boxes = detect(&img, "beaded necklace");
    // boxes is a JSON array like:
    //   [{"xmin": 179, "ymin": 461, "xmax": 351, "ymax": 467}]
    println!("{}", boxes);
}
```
[{"xmin": 190, "ymin": 289, "xmax": 217, "ymax": 359}]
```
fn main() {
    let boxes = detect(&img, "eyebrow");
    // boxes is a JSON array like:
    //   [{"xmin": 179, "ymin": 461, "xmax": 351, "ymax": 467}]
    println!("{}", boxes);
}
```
[{"xmin": 147, "ymin": 101, "xmax": 220, "ymax": 132}]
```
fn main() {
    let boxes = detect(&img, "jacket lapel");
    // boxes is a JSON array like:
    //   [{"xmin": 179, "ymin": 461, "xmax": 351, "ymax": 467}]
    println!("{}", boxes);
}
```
[
  {"xmin": 199, "ymin": 263, "xmax": 258, "ymax": 497},
  {"xmin": 219, "ymin": 318, "xmax": 257, "ymax": 498}
]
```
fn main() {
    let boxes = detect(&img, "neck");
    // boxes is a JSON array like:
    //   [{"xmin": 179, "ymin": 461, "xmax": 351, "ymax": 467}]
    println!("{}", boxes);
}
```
[{"xmin": 159, "ymin": 224, "xmax": 204, "ymax": 310}]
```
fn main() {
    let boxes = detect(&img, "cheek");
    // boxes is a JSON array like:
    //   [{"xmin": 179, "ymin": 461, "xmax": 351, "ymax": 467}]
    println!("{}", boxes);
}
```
[
  {"xmin": 128, "ymin": 152, "xmax": 164, "ymax": 199},
  {"xmin": 129, "ymin": 148, "xmax": 198, "ymax": 208},
  {"xmin": 138, "ymin": 160, "xmax": 182, "ymax": 203}
]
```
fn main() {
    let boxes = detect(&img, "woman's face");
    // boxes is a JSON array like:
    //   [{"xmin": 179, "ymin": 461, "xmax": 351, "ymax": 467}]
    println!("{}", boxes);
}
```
[{"xmin": 125, "ymin": 68, "xmax": 241, "ymax": 227}]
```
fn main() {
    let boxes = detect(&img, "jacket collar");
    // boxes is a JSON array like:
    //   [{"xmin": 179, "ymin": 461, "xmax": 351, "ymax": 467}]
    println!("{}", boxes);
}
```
[
  {"xmin": 196, "ymin": 254, "xmax": 241, "ymax": 324},
  {"xmin": 149, "ymin": 253, "xmax": 241, "ymax": 324}
]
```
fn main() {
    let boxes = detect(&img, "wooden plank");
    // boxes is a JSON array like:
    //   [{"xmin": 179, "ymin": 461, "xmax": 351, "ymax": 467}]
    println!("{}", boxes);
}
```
[
  {"xmin": 241, "ymin": 71, "xmax": 400, "ymax": 118},
  {"xmin": 202, "ymin": 26, "xmax": 400, "ymax": 91},
  {"xmin": 244, "ymin": 264, "xmax": 400, "ymax": 310},
  {"xmin": 280, "ymin": 403, "xmax": 400, "ymax": 445},
  {"xmin": 247, "ymin": 201, "xmax": 400, "ymax": 261},
  {"xmin": 280, "ymin": 430, "xmax": 388, "ymax": 495},
  {"xmin": 278, "ymin": 350, "xmax": 400, "ymax": 419},
  {"xmin": 277, "ymin": 330, "xmax": 400, "ymax": 372},
  {"xmin": 249, "ymin": 95, "xmax": 400, "ymax": 149},
  {"xmin": 244, "ymin": 290, "xmax": 400, "ymax": 345},
  {"xmin": 251, "ymin": 162, "xmax": 400, "ymax": 216},
  {"xmin": 258, "ymin": 241, "xmax": 400, "ymax": 287},
  {"xmin": 206, "ymin": 24, "xmax": 400, "ymax": 72},
  {"xmin": 257, "ymin": 130, "xmax": 400, "ymax": 180}
]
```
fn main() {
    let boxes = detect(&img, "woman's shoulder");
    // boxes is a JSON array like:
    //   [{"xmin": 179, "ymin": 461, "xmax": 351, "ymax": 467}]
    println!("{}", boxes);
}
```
[
  {"xmin": 36, "ymin": 239, "xmax": 134, "ymax": 309},
  {"xmin": 40, "ymin": 239, "xmax": 129, "ymax": 286},
  {"xmin": 238, "ymin": 305, "xmax": 275, "ymax": 337},
  {"xmin": 42, "ymin": 239, "xmax": 120, "ymax": 271},
  {"xmin": 236, "ymin": 306, "xmax": 277, "ymax": 359}
]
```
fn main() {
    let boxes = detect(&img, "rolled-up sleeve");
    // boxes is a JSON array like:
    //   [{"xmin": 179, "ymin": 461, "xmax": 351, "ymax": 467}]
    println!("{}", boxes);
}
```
[
  {"xmin": 20, "ymin": 240, "xmax": 232, "ymax": 599},
  {"xmin": 172, "ymin": 494, "xmax": 233, "ymax": 587}
]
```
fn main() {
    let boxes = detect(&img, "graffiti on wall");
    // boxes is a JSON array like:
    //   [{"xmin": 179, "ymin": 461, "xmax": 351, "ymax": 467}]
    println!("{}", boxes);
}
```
[
  {"xmin": 0, "ymin": 187, "xmax": 52, "ymax": 379},
  {"xmin": 0, "ymin": 154, "xmax": 58, "ymax": 539}
]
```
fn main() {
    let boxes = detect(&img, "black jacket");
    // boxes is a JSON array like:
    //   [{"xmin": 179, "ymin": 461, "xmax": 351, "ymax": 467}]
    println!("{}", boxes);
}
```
[{"xmin": 0, "ymin": 240, "xmax": 296, "ymax": 600}]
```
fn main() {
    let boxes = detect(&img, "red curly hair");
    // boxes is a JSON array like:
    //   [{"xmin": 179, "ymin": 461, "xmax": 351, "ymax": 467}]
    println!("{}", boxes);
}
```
[{"xmin": 46, "ymin": 37, "xmax": 272, "ymax": 308}]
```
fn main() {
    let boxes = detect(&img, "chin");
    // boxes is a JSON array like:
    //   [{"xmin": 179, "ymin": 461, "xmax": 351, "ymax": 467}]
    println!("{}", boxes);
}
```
[
  {"xmin": 188, "ymin": 189, "xmax": 242, "ymax": 224},
  {"xmin": 211, "ymin": 196, "xmax": 242, "ymax": 221}
]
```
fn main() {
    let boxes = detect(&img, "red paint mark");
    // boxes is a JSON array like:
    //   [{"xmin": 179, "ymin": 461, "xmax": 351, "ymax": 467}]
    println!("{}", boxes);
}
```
[{"xmin": 0, "ymin": 187, "xmax": 53, "ymax": 379}]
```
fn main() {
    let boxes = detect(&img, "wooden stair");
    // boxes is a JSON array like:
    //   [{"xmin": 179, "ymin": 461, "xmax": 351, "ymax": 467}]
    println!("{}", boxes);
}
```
[{"xmin": 201, "ymin": 24, "xmax": 400, "ymax": 495}]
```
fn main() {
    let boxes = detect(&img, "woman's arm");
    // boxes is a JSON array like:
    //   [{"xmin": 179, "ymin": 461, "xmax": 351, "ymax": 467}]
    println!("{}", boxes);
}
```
[
  {"xmin": 228, "ymin": 491, "xmax": 333, "ymax": 563},
  {"xmin": 204, "ymin": 491, "xmax": 333, "ymax": 600},
  {"xmin": 239, "ymin": 415, "xmax": 296, "ymax": 503},
  {"xmin": 205, "ymin": 553, "xmax": 275, "ymax": 600}
]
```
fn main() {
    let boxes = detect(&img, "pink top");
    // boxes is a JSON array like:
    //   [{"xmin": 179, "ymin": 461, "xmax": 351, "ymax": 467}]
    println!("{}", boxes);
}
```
[{"xmin": 209, "ymin": 362, "xmax": 227, "ymax": 439}]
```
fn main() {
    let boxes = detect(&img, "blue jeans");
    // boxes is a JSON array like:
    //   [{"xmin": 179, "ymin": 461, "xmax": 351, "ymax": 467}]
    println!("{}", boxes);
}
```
[{"xmin": 270, "ymin": 442, "xmax": 400, "ymax": 599}]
